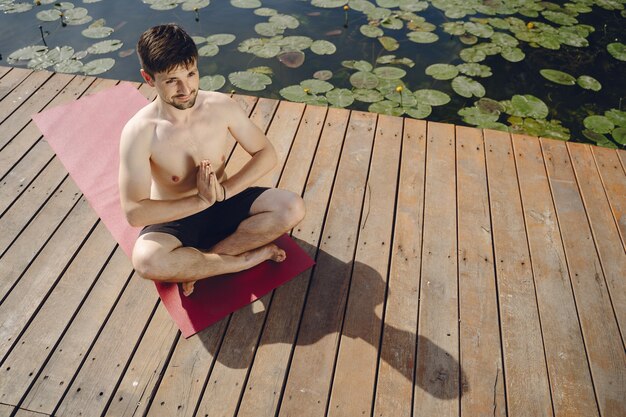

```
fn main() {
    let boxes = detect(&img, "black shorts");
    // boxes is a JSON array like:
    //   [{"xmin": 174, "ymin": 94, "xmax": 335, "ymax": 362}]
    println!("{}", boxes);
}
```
[{"xmin": 138, "ymin": 187, "xmax": 269, "ymax": 250}]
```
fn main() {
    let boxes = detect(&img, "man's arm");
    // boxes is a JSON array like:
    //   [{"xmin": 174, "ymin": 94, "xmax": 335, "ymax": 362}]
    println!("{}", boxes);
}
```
[
  {"xmin": 219, "ymin": 96, "xmax": 277, "ymax": 198},
  {"xmin": 119, "ymin": 120, "xmax": 212, "ymax": 227}
]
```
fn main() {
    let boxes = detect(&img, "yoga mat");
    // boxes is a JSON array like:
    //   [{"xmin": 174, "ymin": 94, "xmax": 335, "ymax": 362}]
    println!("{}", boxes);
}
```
[{"xmin": 32, "ymin": 82, "xmax": 315, "ymax": 338}]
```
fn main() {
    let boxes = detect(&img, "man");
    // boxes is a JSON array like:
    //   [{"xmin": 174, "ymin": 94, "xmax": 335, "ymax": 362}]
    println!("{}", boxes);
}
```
[{"xmin": 119, "ymin": 24, "xmax": 305, "ymax": 296}]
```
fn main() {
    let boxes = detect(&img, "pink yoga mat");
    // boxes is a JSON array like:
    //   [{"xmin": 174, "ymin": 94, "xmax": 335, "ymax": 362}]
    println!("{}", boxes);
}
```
[{"xmin": 32, "ymin": 82, "xmax": 314, "ymax": 337}]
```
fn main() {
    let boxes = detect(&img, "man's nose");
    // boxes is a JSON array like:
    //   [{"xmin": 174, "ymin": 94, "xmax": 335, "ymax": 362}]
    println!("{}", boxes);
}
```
[{"xmin": 177, "ymin": 81, "xmax": 190, "ymax": 94}]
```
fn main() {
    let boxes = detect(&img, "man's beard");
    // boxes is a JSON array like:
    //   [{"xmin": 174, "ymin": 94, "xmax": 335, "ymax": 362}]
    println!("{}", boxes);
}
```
[{"xmin": 167, "ymin": 90, "xmax": 198, "ymax": 110}]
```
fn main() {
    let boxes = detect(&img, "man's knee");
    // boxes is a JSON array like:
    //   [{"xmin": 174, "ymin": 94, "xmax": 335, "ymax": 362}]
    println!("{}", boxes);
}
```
[
  {"xmin": 132, "ymin": 237, "xmax": 177, "ymax": 281},
  {"xmin": 278, "ymin": 193, "xmax": 305, "ymax": 228}
]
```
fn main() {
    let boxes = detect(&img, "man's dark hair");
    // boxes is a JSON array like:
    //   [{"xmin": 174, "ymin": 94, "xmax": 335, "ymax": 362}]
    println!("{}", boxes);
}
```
[{"xmin": 137, "ymin": 24, "xmax": 198, "ymax": 78}]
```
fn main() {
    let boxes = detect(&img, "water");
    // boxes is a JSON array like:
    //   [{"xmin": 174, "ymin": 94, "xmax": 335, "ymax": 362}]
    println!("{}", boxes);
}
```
[{"xmin": 1, "ymin": 0, "xmax": 624, "ymax": 147}]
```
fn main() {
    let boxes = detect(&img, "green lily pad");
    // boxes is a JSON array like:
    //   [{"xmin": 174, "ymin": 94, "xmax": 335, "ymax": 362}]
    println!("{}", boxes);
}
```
[
  {"xmin": 373, "ymin": 66, "xmax": 406, "ymax": 80},
  {"xmin": 87, "ymin": 40, "xmax": 123, "ymax": 54},
  {"xmin": 270, "ymin": 14, "xmax": 300, "ymax": 29},
  {"xmin": 542, "ymin": 10, "xmax": 577, "ymax": 26},
  {"xmin": 313, "ymin": 70, "xmax": 333, "ymax": 81},
  {"xmin": 414, "ymin": 89, "xmax": 451, "ymax": 106},
  {"xmin": 407, "ymin": 31, "xmax": 438, "ymax": 43},
  {"xmin": 182, "ymin": 0, "xmax": 211, "ymax": 11},
  {"xmin": 248, "ymin": 66, "xmax": 274, "ymax": 75},
  {"xmin": 583, "ymin": 115, "xmax": 614, "ymax": 134},
  {"xmin": 458, "ymin": 106, "xmax": 500, "ymax": 126},
  {"xmin": 36, "ymin": 9, "xmax": 62, "ymax": 21},
  {"xmin": 368, "ymin": 100, "xmax": 404, "ymax": 117},
  {"xmin": 442, "ymin": 22, "xmax": 466, "ymax": 36},
  {"xmin": 404, "ymin": 103, "xmax": 432, "ymax": 119},
  {"xmin": 230, "ymin": 0, "xmax": 261, "ymax": 8},
  {"xmin": 255, "ymin": 22, "xmax": 284, "ymax": 37},
  {"xmin": 386, "ymin": 90, "xmax": 417, "ymax": 107},
  {"xmin": 378, "ymin": 36, "xmax": 400, "ymax": 51},
  {"xmin": 476, "ymin": 97, "xmax": 505, "ymax": 114},
  {"xmin": 342, "ymin": 60, "xmax": 372, "ymax": 72},
  {"xmin": 605, "ymin": 109, "xmax": 626, "ymax": 127},
  {"xmin": 360, "ymin": 24, "xmax": 384, "ymax": 38},
  {"xmin": 540, "ymin": 69, "xmax": 576, "ymax": 85},
  {"xmin": 611, "ymin": 127, "xmax": 626, "ymax": 145},
  {"xmin": 301, "ymin": 79, "xmax": 334, "ymax": 94},
  {"xmin": 206, "ymin": 34, "xmax": 236, "ymax": 46},
  {"xmin": 27, "ymin": 46, "xmax": 74, "ymax": 69},
  {"xmin": 2, "ymin": 2, "xmax": 33, "ymax": 13},
  {"xmin": 492, "ymin": 32, "xmax": 518, "ymax": 47},
  {"xmin": 198, "ymin": 44, "xmax": 220, "ymax": 57},
  {"xmin": 464, "ymin": 22, "xmax": 494, "ymax": 38},
  {"xmin": 582, "ymin": 130, "xmax": 616, "ymax": 148},
  {"xmin": 459, "ymin": 35, "xmax": 478, "ymax": 45},
  {"xmin": 199, "ymin": 74, "xmax": 226, "ymax": 91},
  {"xmin": 350, "ymin": 71, "xmax": 379, "ymax": 89},
  {"xmin": 280, "ymin": 85, "xmax": 309, "ymax": 102},
  {"xmin": 64, "ymin": 7, "xmax": 88, "ymax": 20},
  {"xmin": 8, "ymin": 45, "xmax": 48, "ymax": 62},
  {"xmin": 326, "ymin": 88, "xmax": 354, "ymax": 107},
  {"xmin": 376, "ymin": 55, "xmax": 414, "ymax": 67},
  {"xmin": 82, "ymin": 25, "xmax": 114, "ymax": 39},
  {"xmin": 353, "ymin": 88, "xmax": 384, "ymax": 103},
  {"xmin": 457, "ymin": 63, "xmax": 492, "ymax": 77},
  {"xmin": 348, "ymin": 0, "xmax": 376, "ymax": 12},
  {"xmin": 576, "ymin": 75, "xmax": 601, "ymax": 91},
  {"xmin": 501, "ymin": 47, "xmax": 525, "ymax": 62},
  {"xmin": 607, "ymin": 43, "xmax": 626, "ymax": 61},
  {"xmin": 82, "ymin": 57, "xmax": 115, "ymax": 75},
  {"xmin": 149, "ymin": 1, "xmax": 178, "ymax": 11},
  {"xmin": 451, "ymin": 76, "xmax": 485, "ymax": 98},
  {"xmin": 279, "ymin": 36, "xmax": 313, "ymax": 50},
  {"xmin": 425, "ymin": 64, "xmax": 458, "ymax": 80},
  {"xmin": 510, "ymin": 95, "xmax": 549, "ymax": 119},
  {"xmin": 460, "ymin": 47, "xmax": 486, "ymax": 63},
  {"xmin": 54, "ymin": 59, "xmax": 84, "ymax": 74},
  {"xmin": 228, "ymin": 71, "xmax": 272, "ymax": 91},
  {"xmin": 381, "ymin": 17, "xmax": 404, "ymax": 30},
  {"xmin": 311, "ymin": 0, "xmax": 348, "ymax": 7},
  {"xmin": 311, "ymin": 40, "xmax": 336, "ymax": 55}
]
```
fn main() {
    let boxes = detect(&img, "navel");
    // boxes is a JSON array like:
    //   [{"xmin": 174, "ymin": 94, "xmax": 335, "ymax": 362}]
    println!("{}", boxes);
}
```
[{"xmin": 172, "ymin": 175, "xmax": 180, "ymax": 183}]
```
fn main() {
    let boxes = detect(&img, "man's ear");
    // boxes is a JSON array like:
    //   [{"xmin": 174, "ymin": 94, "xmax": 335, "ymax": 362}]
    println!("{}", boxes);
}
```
[{"xmin": 140, "ymin": 69, "xmax": 155, "ymax": 86}]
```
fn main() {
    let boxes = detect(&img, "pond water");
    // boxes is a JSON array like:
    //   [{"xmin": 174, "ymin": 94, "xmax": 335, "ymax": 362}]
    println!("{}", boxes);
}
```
[{"xmin": 1, "ymin": 0, "xmax": 625, "ymax": 148}]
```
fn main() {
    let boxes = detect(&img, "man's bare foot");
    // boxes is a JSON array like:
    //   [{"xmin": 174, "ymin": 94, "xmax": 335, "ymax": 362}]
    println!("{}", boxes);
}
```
[
  {"xmin": 182, "ymin": 280, "xmax": 196, "ymax": 297},
  {"xmin": 246, "ymin": 243, "xmax": 287, "ymax": 264}
]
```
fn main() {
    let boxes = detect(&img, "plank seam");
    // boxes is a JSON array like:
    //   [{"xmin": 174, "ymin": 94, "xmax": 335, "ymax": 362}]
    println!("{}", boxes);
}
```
[
  {"xmin": 538, "ymin": 139, "xmax": 603, "ymax": 417},
  {"xmin": 482, "ymin": 129, "xmax": 509, "ymax": 417},
  {"xmin": 0, "ymin": 70, "xmax": 50, "ymax": 117},
  {"xmin": 370, "ymin": 116, "xmax": 406, "ymax": 417},
  {"xmin": 511, "ymin": 136, "xmax": 556, "ymax": 417},
  {"xmin": 274, "ymin": 109, "xmax": 352, "ymax": 417},
  {"xmin": 455, "ymin": 127, "xmax": 461, "ymax": 417}
]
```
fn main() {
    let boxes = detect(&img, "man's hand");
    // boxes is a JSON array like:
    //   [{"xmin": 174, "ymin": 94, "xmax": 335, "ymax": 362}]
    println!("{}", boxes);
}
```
[{"xmin": 197, "ymin": 160, "xmax": 225, "ymax": 206}]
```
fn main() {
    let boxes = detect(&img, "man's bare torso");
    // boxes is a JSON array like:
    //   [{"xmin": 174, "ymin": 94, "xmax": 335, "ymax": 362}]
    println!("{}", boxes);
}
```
[{"xmin": 135, "ymin": 91, "xmax": 231, "ymax": 201}]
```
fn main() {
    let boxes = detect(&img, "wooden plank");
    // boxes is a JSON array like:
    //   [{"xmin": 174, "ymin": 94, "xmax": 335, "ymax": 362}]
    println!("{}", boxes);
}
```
[
  {"xmin": 237, "ymin": 107, "xmax": 350, "ymax": 417},
  {"xmin": 0, "ymin": 65, "xmax": 12, "ymax": 78},
  {"xmin": 12, "ymin": 409, "xmax": 49, "ymax": 417},
  {"xmin": 193, "ymin": 101, "xmax": 306, "ymax": 417},
  {"xmin": 102, "ymin": 91, "xmax": 259, "ymax": 417},
  {"xmin": 373, "ymin": 119, "xmax": 425, "ymax": 417},
  {"xmin": 327, "ymin": 114, "xmax": 402, "ymax": 416},
  {"xmin": 0, "ymin": 67, "xmax": 32, "ymax": 101},
  {"xmin": 19, "ymin": 248, "xmax": 133, "ymax": 413},
  {"xmin": 102, "ymin": 305, "xmax": 178, "ymax": 417},
  {"xmin": 278, "ymin": 111, "xmax": 377, "ymax": 417},
  {"xmin": 0, "ymin": 72, "xmax": 73, "ymax": 150},
  {"xmin": 0, "ymin": 403, "xmax": 14, "ymax": 417},
  {"xmin": 483, "ymin": 129, "xmax": 553, "ymax": 417},
  {"xmin": 413, "ymin": 122, "xmax": 459, "ymax": 416},
  {"xmin": 0, "ymin": 197, "xmax": 98, "ymax": 360},
  {"xmin": 0, "ymin": 70, "xmax": 51, "ymax": 126},
  {"xmin": 455, "ymin": 126, "xmax": 505, "ymax": 417},
  {"xmin": 568, "ymin": 142, "xmax": 626, "ymax": 342},
  {"xmin": 541, "ymin": 138, "xmax": 626, "ymax": 417},
  {"xmin": 618, "ymin": 149, "xmax": 626, "ymax": 173},
  {"xmin": 0, "ymin": 177, "xmax": 81, "ymax": 300},
  {"xmin": 0, "ymin": 76, "xmax": 104, "ymax": 179},
  {"xmin": 47, "ymin": 273, "xmax": 156, "ymax": 417},
  {"xmin": 0, "ymin": 222, "xmax": 117, "ymax": 406},
  {"xmin": 513, "ymin": 134, "xmax": 598, "ymax": 417},
  {"xmin": 0, "ymin": 158, "xmax": 71, "ymax": 252},
  {"xmin": 591, "ymin": 146, "xmax": 626, "ymax": 251}
]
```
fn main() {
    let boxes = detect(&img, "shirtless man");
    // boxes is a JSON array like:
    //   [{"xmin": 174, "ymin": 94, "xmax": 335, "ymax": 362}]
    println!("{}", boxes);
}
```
[{"xmin": 119, "ymin": 24, "xmax": 305, "ymax": 296}]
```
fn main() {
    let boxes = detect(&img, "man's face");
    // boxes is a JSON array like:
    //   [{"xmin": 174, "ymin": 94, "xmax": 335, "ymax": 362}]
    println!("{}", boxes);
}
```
[{"xmin": 149, "ymin": 61, "xmax": 200, "ymax": 110}]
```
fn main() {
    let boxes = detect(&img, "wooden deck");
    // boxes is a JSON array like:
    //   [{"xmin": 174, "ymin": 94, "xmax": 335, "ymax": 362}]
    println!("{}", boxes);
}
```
[{"xmin": 0, "ymin": 65, "xmax": 624, "ymax": 417}]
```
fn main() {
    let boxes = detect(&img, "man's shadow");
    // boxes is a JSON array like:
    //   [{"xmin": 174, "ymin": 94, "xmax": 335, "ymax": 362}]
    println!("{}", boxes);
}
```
[{"xmin": 199, "ymin": 237, "xmax": 464, "ymax": 400}]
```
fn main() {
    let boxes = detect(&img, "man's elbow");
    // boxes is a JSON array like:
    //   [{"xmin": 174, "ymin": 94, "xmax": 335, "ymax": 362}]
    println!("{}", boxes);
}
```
[{"xmin": 124, "ymin": 207, "xmax": 145, "ymax": 228}]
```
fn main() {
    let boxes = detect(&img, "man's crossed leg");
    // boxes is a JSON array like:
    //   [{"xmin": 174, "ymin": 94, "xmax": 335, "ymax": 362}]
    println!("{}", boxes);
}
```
[{"xmin": 132, "ymin": 188, "xmax": 305, "ymax": 296}]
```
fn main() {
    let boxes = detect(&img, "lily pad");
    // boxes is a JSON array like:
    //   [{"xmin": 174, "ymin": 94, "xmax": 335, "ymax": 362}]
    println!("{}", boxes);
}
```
[
  {"xmin": 607, "ymin": 43, "xmax": 626, "ymax": 61},
  {"xmin": 270, "ymin": 14, "xmax": 300, "ymax": 29},
  {"xmin": 280, "ymin": 85, "xmax": 309, "ymax": 102},
  {"xmin": 605, "ymin": 109, "xmax": 626, "ymax": 127},
  {"xmin": 255, "ymin": 22, "xmax": 284, "ymax": 37},
  {"xmin": 27, "ymin": 46, "xmax": 74, "ymax": 69},
  {"xmin": 342, "ymin": 60, "xmax": 372, "ymax": 72},
  {"xmin": 230, "ymin": 0, "xmax": 261, "ymax": 8},
  {"xmin": 301, "ymin": 79, "xmax": 334, "ymax": 94},
  {"xmin": 54, "ymin": 59, "xmax": 84, "ymax": 74},
  {"xmin": 451, "ymin": 76, "xmax": 485, "ymax": 98},
  {"xmin": 353, "ymin": 88, "xmax": 384, "ymax": 103},
  {"xmin": 500, "ymin": 47, "xmax": 525, "ymax": 62},
  {"xmin": 198, "ymin": 44, "xmax": 220, "ymax": 57},
  {"xmin": 407, "ymin": 31, "xmax": 439, "ymax": 43},
  {"xmin": 350, "ymin": 71, "xmax": 379, "ymax": 89},
  {"xmin": 510, "ymin": 95, "xmax": 549, "ymax": 119},
  {"xmin": 87, "ymin": 40, "xmax": 123, "ymax": 54},
  {"xmin": 414, "ymin": 89, "xmax": 451, "ymax": 106},
  {"xmin": 458, "ymin": 106, "xmax": 500, "ymax": 126},
  {"xmin": 377, "ymin": 55, "xmax": 414, "ymax": 67},
  {"xmin": 182, "ymin": 0, "xmax": 211, "ymax": 11},
  {"xmin": 248, "ymin": 66, "xmax": 273, "ymax": 75},
  {"xmin": 310, "ymin": 40, "xmax": 336, "ymax": 55},
  {"xmin": 373, "ymin": 66, "xmax": 406, "ymax": 80},
  {"xmin": 611, "ymin": 127, "xmax": 626, "ymax": 145},
  {"xmin": 360, "ymin": 25, "xmax": 384, "ymax": 38},
  {"xmin": 378, "ymin": 36, "xmax": 399, "ymax": 51},
  {"xmin": 464, "ymin": 22, "xmax": 493, "ymax": 38},
  {"xmin": 279, "ymin": 36, "xmax": 313, "ymax": 50},
  {"xmin": 254, "ymin": 7, "xmax": 278, "ymax": 16},
  {"xmin": 404, "ymin": 103, "xmax": 432, "ymax": 119},
  {"xmin": 577, "ymin": 75, "xmax": 601, "ymax": 91},
  {"xmin": 425, "ymin": 64, "xmax": 458, "ymax": 80},
  {"xmin": 459, "ymin": 47, "xmax": 486, "ymax": 63},
  {"xmin": 228, "ymin": 71, "xmax": 272, "ymax": 91},
  {"xmin": 540, "ymin": 69, "xmax": 576, "ymax": 86},
  {"xmin": 311, "ymin": 0, "xmax": 348, "ymax": 7},
  {"xmin": 313, "ymin": 70, "xmax": 333, "ymax": 81},
  {"xmin": 8, "ymin": 45, "xmax": 48, "ymax": 62},
  {"xmin": 277, "ymin": 50, "xmax": 305, "ymax": 68},
  {"xmin": 206, "ymin": 34, "xmax": 236, "ymax": 46},
  {"xmin": 82, "ymin": 57, "xmax": 115, "ymax": 75},
  {"xmin": 583, "ymin": 115, "xmax": 614, "ymax": 134},
  {"xmin": 36, "ymin": 9, "xmax": 62, "ymax": 21},
  {"xmin": 326, "ymin": 88, "xmax": 354, "ymax": 107},
  {"xmin": 199, "ymin": 74, "xmax": 226, "ymax": 91},
  {"xmin": 368, "ymin": 100, "xmax": 404, "ymax": 117},
  {"xmin": 82, "ymin": 25, "xmax": 114, "ymax": 39},
  {"xmin": 457, "ymin": 63, "xmax": 492, "ymax": 77},
  {"xmin": 386, "ymin": 90, "xmax": 417, "ymax": 107}
]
